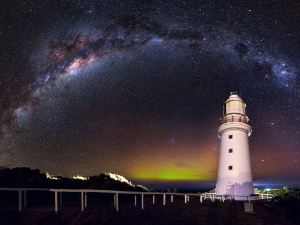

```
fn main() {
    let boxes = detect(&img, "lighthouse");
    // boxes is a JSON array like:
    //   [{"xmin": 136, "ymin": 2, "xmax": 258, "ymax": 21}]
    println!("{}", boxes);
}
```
[{"xmin": 216, "ymin": 92, "xmax": 254, "ymax": 200}]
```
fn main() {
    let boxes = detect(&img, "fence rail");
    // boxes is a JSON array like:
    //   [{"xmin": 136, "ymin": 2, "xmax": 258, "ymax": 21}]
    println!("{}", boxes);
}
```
[
  {"xmin": 256, "ymin": 193, "xmax": 273, "ymax": 200},
  {"xmin": 0, "ymin": 188, "xmax": 273, "ymax": 213}
]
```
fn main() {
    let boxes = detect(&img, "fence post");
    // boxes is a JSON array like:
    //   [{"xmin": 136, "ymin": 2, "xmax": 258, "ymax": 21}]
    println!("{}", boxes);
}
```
[
  {"xmin": 84, "ymin": 192, "xmax": 87, "ymax": 208},
  {"xmin": 152, "ymin": 195, "xmax": 155, "ymax": 204},
  {"xmin": 54, "ymin": 191, "xmax": 58, "ymax": 214},
  {"xmin": 141, "ymin": 194, "xmax": 144, "ymax": 210},
  {"xmin": 18, "ymin": 190, "xmax": 22, "ymax": 212},
  {"xmin": 81, "ymin": 192, "xmax": 84, "ymax": 212},
  {"xmin": 200, "ymin": 195, "xmax": 203, "ymax": 203},
  {"xmin": 171, "ymin": 194, "xmax": 174, "ymax": 203},
  {"xmin": 115, "ymin": 193, "xmax": 119, "ymax": 212},
  {"xmin": 134, "ymin": 195, "xmax": 137, "ymax": 207},
  {"xmin": 184, "ymin": 195, "xmax": 187, "ymax": 204},
  {"xmin": 187, "ymin": 195, "xmax": 190, "ymax": 202},
  {"xmin": 163, "ymin": 194, "xmax": 166, "ymax": 206}
]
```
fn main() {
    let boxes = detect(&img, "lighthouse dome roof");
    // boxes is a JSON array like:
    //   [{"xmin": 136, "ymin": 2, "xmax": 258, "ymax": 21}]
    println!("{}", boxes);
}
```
[{"xmin": 226, "ymin": 92, "xmax": 243, "ymax": 102}]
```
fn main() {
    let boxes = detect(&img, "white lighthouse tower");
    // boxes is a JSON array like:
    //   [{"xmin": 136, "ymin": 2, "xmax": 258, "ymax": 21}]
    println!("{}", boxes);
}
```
[{"xmin": 216, "ymin": 92, "xmax": 254, "ymax": 200}]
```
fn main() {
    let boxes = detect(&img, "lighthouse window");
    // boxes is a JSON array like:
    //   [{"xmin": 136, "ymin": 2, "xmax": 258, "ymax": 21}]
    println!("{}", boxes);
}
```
[
  {"xmin": 229, "ymin": 148, "xmax": 233, "ymax": 153},
  {"xmin": 228, "ymin": 166, "xmax": 233, "ymax": 170},
  {"xmin": 228, "ymin": 135, "xmax": 233, "ymax": 139}
]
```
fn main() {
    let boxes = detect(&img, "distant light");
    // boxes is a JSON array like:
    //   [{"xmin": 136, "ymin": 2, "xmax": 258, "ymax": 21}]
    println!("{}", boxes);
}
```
[
  {"xmin": 265, "ymin": 188, "xmax": 271, "ymax": 191},
  {"xmin": 72, "ymin": 175, "xmax": 88, "ymax": 180},
  {"xmin": 46, "ymin": 172, "xmax": 59, "ymax": 180},
  {"xmin": 104, "ymin": 172, "xmax": 133, "ymax": 186}
]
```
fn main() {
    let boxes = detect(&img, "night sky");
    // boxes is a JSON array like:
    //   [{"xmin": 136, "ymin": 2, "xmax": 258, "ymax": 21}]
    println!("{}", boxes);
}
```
[{"xmin": 1, "ymin": 0, "xmax": 300, "ymax": 188}]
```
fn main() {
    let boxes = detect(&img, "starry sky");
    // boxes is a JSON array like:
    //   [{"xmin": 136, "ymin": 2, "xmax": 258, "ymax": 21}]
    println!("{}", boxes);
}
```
[{"xmin": 1, "ymin": 0, "xmax": 300, "ymax": 188}]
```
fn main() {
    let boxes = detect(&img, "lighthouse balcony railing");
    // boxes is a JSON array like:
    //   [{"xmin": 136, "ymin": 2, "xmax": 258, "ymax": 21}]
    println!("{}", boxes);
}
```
[{"xmin": 219, "ymin": 116, "xmax": 248, "ymax": 125}]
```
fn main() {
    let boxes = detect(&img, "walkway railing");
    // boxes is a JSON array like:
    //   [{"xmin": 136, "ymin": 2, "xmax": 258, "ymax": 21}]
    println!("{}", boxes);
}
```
[
  {"xmin": 0, "ymin": 188, "xmax": 273, "ymax": 213},
  {"xmin": 256, "ymin": 193, "xmax": 273, "ymax": 200},
  {"xmin": 0, "ymin": 188, "xmax": 50, "ymax": 212}
]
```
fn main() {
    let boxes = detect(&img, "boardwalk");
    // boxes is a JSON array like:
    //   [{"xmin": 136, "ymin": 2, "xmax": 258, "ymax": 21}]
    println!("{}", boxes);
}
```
[{"xmin": 0, "ymin": 188, "xmax": 272, "ymax": 213}]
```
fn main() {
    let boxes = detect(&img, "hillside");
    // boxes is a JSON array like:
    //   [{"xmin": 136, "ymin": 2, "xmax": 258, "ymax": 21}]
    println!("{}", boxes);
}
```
[{"xmin": 0, "ymin": 167, "xmax": 148, "ymax": 191}]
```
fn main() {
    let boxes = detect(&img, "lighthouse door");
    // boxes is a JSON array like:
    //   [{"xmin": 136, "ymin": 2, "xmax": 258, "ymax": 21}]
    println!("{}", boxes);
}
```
[{"xmin": 226, "ymin": 184, "xmax": 234, "ymax": 196}]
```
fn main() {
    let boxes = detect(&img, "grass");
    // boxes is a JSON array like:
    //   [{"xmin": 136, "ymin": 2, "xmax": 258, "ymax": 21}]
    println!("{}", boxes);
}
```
[{"xmin": 0, "ymin": 195, "xmax": 299, "ymax": 225}]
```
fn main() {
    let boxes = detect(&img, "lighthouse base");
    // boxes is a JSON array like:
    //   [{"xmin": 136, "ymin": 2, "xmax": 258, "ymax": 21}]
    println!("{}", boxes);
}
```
[{"xmin": 216, "ymin": 181, "xmax": 254, "ymax": 201}]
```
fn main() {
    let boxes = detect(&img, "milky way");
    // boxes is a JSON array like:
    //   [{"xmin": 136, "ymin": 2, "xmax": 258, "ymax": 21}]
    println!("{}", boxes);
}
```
[
  {"xmin": 11, "ymin": 15, "xmax": 297, "ymax": 128},
  {"xmin": 1, "ymin": 0, "xmax": 300, "ymax": 187}
]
